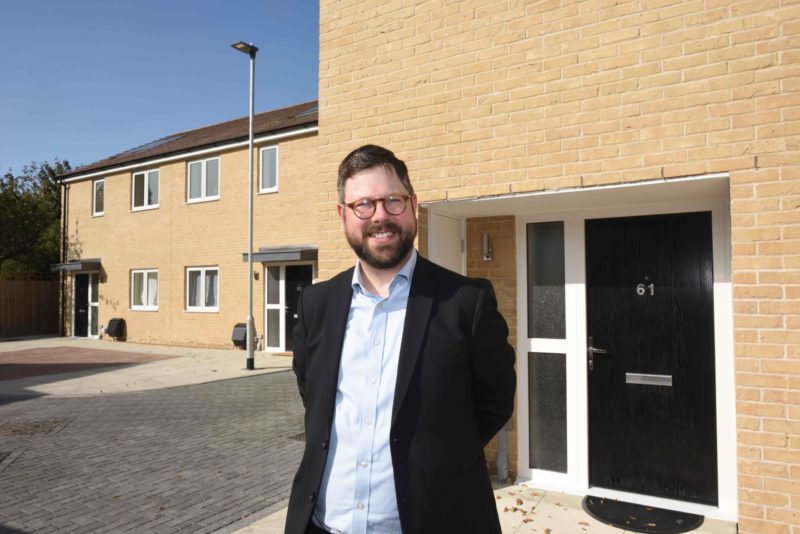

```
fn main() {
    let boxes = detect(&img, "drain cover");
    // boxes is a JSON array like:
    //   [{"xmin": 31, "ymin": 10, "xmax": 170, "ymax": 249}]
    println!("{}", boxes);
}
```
[{"xmin": 0, "ymin": 420, "xmax": 66, "ymax": 437}]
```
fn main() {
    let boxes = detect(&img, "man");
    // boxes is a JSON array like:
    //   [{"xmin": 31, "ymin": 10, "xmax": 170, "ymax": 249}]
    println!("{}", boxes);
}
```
[{"xmin": 285, "ymin": 145, "xmax": 516, "ymax": 534}]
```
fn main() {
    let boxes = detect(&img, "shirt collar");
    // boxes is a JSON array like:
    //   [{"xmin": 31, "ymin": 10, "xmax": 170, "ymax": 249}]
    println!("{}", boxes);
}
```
[{"xmin": 352, "ymin": 249, "xmax": 418, "ymax": 294}]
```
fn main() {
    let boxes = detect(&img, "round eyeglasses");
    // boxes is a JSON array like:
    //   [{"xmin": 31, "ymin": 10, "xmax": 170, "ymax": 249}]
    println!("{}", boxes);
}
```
[{"xmin": 344, "ymin": 195, "xmax": 411, "ymax": 220}]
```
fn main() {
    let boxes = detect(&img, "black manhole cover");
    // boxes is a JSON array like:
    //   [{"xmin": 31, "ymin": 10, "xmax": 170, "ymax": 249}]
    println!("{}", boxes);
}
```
[{"xmin": 0, "ymin": 420, "xmax": 66, "ymax": 437}]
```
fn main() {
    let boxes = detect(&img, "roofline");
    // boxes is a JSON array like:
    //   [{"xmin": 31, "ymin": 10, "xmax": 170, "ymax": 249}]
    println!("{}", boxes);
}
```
[{"xmin": 61, "ymin": 124, "xmax": 318, "ymax": 183}]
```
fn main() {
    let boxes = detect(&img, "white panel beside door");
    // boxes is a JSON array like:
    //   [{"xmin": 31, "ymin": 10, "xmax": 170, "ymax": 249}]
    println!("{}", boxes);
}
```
[{"xmin": 428, "ymin": 212, "xmax": 465, "ymax": 274}]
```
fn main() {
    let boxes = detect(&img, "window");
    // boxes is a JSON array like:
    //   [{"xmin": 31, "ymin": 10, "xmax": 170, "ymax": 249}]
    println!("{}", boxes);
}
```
[
  {"xmin": 93, "ymin": 179, "xmax": 104, "ymax": 216},
  {"xmin": 131, "ymin": 269, "xmax": 158, "ymax": 310},
  {"xmin": 259, "ymin": 146, "xmax": 278, "ymax": 193},
  {"xmin": 132, "ymin": 169, "xmax": 159, "ymax": 210},
  {"xmin": 187, "ymin": 157, "xmax": 220, "ymax": 202},
  {"xmin": 186, "ymin": 267, "xmax": 219, "ymax": 312}
]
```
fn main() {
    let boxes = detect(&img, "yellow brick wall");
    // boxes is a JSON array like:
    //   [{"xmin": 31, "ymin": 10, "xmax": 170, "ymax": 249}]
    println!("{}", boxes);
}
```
[
  {"xmin": 466, "ymin": 216, "xmax": 518, "ymax": 477},
  {"xmin": 318, "ymin": 1, "xmax": 799, "ymax": 531},
  {"xmin": 65, "ymin": 133, "xmax": 318, "ymax": 348}
]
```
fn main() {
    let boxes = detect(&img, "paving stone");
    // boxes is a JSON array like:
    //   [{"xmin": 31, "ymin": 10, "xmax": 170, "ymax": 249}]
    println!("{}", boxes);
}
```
[{"xmin": 0, "ymin": 371, "xmax": 304, "ymax": 533}]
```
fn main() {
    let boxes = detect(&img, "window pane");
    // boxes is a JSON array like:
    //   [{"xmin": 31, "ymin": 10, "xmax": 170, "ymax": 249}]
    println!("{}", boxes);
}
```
[
  {"xmin": 148, "ymin": 170, "xmax": 159, "ymax": 205},
  {"xmin": 529, "ymin": 352, "xmax": 567, "ymax": 472},
  {"xmin": 133, "ymin": 173, "xmax": 145, "ymax": 207},
  {"xmin": 133, "ymin": 272, "xmax": 144, "ymax": 306},
  {"xmin": 267, "ymin": 309, "xmax": 280, "ymax": 348},
  {"xmin": 205, "ymin": 269, "xmax": 218, "ymax": 307},
  {"xmin": 90, "ymin": 274, "xmax": 99, "ymax": 304},
  {"xmin": 94, "ymin": 181, "xmax": 104, "ymax": 213},
  {"xmin": 147, "ymin": 272, "xmax": 158, "ymax": 306},
  {"xmin": 188, "ymin": 270, "xmax": 201, "ymax": 307},
  {"xmin": 527, "ymin": 221, "xmax": 565, "ymax": 339},
  {"xmin": 261, "ymin": 147, "xmax": 276, "ymax": 190},
  {"xmin": 189, "ymin": 162, "xmax": 202, "ymax": 199},
  {"xmin": 206, "ymin": 159, "xmax": 219, "ymax": 197},
  {"xmin": 267, "ymin": 266, "xmax": 280, "ymax": 304}
]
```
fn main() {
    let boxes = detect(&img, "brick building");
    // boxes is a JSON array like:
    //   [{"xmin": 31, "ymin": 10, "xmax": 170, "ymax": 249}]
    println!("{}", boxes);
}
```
[
  {"xmin": 313, "ymin": 0, "xmax": 797, "ymax": 532},
  {"xmin": 56, "ymin": 101, "xmax": 319, "ymax": 351}
]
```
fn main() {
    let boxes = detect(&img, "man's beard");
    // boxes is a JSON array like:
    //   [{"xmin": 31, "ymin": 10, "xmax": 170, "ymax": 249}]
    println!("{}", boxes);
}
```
[{"xmin": 346, "ymin": 221, "xmax": 416, "ymax": 270}]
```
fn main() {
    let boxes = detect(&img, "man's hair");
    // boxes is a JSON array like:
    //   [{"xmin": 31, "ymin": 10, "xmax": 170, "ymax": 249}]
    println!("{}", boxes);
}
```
[{"xmin": 337, "ymin": 144, "xmax": 414, "ymax": 203}]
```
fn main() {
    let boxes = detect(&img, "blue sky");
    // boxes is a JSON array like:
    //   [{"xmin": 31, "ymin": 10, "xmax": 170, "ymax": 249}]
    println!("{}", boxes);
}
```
[{"xmin": 0, "ymin": 1, "xmax": 319, "ymax": 174}]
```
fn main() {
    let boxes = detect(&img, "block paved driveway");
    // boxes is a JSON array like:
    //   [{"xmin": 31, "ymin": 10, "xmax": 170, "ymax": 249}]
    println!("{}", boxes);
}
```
[{"xmin": 0, "ymin": 372, "xmax": 304, "ymax": 533}]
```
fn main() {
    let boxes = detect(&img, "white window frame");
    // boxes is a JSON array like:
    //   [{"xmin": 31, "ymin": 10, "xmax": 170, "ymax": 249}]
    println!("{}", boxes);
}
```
[
  {"xmin": 131, "ymin": 168, "xmax": 160, "ymax": 211},
  {"xmin": 259, "ymin": 145, "xmax": 279, "ymax": 193},
  {"xmin": 185, "ymin": 266, "xmax": 219, "ymax": 312},
  {"xmin": 130, "ymin": 269, "xmax": 158, "ymax": 311},
  {"xmin": 186, "ymin": 157, "xmax": 221, "ymax": 203},
  {"xmin": 92, "ymin": 178, "xmax": 104, "ymax": 216}
]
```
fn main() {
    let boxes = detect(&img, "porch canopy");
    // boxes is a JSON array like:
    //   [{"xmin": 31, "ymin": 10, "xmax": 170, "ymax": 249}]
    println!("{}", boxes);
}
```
[
  {"xmin": 241, "ymin": 244, "xmax": 318, "ymax": 263},
  {"xmin": 51, "ymin": 258, "xmax": 102, "ymax": 272}
]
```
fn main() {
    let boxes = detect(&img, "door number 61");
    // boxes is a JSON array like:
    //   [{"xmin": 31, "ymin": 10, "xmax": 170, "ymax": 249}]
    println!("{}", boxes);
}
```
[{"xmin": 636, "ymin": 283, "xmax": 655, "ymax": 296}]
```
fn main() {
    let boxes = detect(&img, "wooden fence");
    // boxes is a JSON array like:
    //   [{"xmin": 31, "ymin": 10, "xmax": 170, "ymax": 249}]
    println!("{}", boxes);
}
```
[{"xmin": 0, "ymin": 278, "xmax": 60, "ymax": 339}]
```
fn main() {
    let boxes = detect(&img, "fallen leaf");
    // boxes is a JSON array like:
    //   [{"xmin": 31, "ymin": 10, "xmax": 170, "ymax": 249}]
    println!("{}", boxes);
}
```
[
  {"xmin": 578, "ymin": 521, "xmax": 590, "ymax": 526},
  {"xmin": 544, "ymin": 529, "xmax": 552, "ymax": 534},
  {"xmin": 516, "ymin": 498, "xmax": 524, "ymax": 505},
  {"xmin": 523, "ymin": 518, "xmax": 533, "ymax": 523}
]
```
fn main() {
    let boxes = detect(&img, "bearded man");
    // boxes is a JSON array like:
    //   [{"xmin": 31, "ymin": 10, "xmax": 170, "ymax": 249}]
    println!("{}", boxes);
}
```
[{"xmin": 285, "ymin": 144, "xmax": 516, "ymax": 534}]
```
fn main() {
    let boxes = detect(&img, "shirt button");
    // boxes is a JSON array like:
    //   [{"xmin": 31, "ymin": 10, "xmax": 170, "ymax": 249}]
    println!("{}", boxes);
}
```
[
  {"xmin": 373, "ymin": 338, "xmax": 381, "ymax": 345},
  {"xmin": 369, "ymin": 377, "xmax": 377, "ymax": 385},
  {"xmin": 356, "ymin": 502, "xmax": 365, "ymax": 510},
  {"xmin": 365, "ymin": 418, "xmax": 373, "ymax": 427},
  {"xmin": 360, "ymin": 461, "xmax": 369, "ymax": 469}
]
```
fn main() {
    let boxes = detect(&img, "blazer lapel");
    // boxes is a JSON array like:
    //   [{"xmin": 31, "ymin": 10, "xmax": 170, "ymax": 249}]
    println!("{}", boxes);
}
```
[
  {"xmin": 392, "ymin": 256, "xmax": 435, "ymax": 426},
  {"xmin": 320, "ymin": 269, "xmax": 354, "ymax": 411}
]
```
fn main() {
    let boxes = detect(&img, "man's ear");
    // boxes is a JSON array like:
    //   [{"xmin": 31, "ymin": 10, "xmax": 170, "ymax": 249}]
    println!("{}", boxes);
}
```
[
  {"xmin": 411, "ymin": 194, "xmax": 418, "ymax": 215},
  {"xmin": 337, "ymin": 203, "xmax": 346, "ymax": 230}
]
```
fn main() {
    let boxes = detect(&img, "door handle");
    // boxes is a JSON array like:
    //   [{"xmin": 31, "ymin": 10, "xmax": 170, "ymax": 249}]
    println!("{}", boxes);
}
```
[{"xmin": 587, "ymin": 336, "xmax": 607, "ymax": 371}]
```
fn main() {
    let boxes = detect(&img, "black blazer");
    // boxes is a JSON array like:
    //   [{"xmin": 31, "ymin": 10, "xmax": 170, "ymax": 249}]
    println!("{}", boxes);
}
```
[{"xmin": 285, "ymin": 256, "xmax": 516, "ymax": 534}]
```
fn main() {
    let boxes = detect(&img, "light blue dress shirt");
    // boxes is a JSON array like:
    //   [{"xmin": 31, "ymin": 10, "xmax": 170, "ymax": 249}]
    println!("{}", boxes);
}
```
[{"xmin": 313, "ymin": 250, "xmax": 417, "ymax": 534}]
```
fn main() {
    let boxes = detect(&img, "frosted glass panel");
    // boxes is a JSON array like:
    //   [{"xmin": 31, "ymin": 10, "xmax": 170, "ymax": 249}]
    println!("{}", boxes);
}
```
[
  {"xmin": 189, "ymin": 163, "xmax": 202, "ymax": 199},
  {"xmin": 148, "ymin": 170, "xmax": 159, "ymax": 205},
  {"xmin": 267, "ymin": 309, "xmax": 280, "ymax": 347},
  {"xmin": 528, "ymin": 352, "xmax": 567, "ymax": 472},
  {"xmin": 526, "ymin": 221, "xmax": 565, "ymax": 339},
  {"xmin": 267, "ymin": 267, "xmax": 280, "ymax": 304}
]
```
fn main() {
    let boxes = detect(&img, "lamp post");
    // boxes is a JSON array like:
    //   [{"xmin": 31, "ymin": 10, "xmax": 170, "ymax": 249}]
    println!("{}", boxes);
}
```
[{"xmin": 231, "ymin": 40, "xmax": 258, "ymax": 371}]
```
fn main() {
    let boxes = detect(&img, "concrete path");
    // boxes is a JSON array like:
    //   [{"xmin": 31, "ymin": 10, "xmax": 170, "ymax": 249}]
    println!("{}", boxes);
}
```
[{"xmin": 0, "ymin": 337, "xmax": 292, "ymax": 398}]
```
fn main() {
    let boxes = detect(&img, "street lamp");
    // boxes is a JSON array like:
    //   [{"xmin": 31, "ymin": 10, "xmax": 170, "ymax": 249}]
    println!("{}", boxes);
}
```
[{"xmin": 231, "ymin": 40, "xmax": 258, "ymax": 371}]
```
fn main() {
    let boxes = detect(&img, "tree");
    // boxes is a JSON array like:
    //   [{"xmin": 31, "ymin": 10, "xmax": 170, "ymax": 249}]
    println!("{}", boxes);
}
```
[{"xmin": 0, "ymin": 159, "xmax": 72, "ymax": 274}]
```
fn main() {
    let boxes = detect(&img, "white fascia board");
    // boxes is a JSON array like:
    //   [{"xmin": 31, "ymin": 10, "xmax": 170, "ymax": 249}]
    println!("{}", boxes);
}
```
[{"xmin": 62, "ymin": 125, "xmax": 318, "ymax": 183}]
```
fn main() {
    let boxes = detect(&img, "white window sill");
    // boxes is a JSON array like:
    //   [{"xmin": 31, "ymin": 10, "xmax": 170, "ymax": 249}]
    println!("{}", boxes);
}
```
[
  {"xmin": 186, "ymin": 197, "xmax": 220, "ymax": 204},
  {"xmin": 130, "ymin": 307, "xmax": 158, "ymax": 312},
  {"xmin": 131, "ymin": 204, "xmax": 159, "ymax": 212},
  {"xmin": 258, "ymin": 188, "xmax": 278, "ymax": 195},
  {"xmin": 92, "ymin": 212, "xmax": 104, "ymax": 217},
  {"xmin": 185, "ymin": 308, "xmax": 219, "ymax": 313}
]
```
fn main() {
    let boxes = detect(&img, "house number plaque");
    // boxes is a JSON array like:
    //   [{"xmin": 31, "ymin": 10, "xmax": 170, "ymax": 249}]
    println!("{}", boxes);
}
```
[{"xmin": 636, "ymin": 283, "xmax": 655, "ymax": 296}]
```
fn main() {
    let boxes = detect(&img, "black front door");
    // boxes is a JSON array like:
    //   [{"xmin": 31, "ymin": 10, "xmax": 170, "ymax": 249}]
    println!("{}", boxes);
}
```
[
  {"xmin": 284, "ymin": 265, "xmax": 313, "ymax": 352},
  {"xmin": 74, "ymin": 274, "xmax": 89, "ymax": 337},
  {"xmin": 586, "ymin": 212, "xmax": 718, "ymax": 505}
]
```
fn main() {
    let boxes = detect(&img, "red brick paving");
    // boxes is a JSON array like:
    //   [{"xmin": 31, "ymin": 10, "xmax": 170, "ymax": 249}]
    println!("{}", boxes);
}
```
[{"xmin": 0, "ymin": 347, "xmax": 174, "ymax": 381}]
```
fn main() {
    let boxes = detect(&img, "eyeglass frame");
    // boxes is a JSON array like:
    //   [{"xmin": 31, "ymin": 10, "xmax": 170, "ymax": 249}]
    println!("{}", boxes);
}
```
[{"xmin": 342, "ymin": 194, "xmax": 413, "ymax": 220}]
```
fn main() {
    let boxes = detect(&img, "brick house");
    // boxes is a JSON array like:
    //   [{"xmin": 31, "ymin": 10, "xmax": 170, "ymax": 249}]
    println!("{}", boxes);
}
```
[
  {"xmin": 56, "ymin": 101, "xmax": 319, "ymax": 351},
  {"xmin": 55, "ymin": 0, "xmax": 799, "ymax": 531}
]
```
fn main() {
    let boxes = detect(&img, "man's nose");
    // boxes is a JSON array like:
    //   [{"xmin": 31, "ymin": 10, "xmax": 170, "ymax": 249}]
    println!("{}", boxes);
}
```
[{"xmin": 371, "ymin": 199, "xmax": 391, "ymax": 220}]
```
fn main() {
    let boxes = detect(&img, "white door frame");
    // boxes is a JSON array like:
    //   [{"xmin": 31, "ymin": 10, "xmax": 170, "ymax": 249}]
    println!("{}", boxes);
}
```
[
  {"xmin": 263, "ymin": 261, "xmax": 315, "ymax": 352},
  {"xmin": 515, "ymin": 195, "xmax": 736, "ymax": 521}
]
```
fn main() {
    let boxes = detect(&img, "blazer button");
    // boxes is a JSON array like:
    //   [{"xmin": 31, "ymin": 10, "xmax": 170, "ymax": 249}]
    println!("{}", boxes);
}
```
[
  {"xmin": 309, "ymin": 492, "xmax": 316, "ymax": 502},
  {"xmin": 322, "ymin": 440, "xmax": 329, "ymax": 449},
  {"xmin": 391, "ymin": 437, "xmax": 398, "ymax": 443}
]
